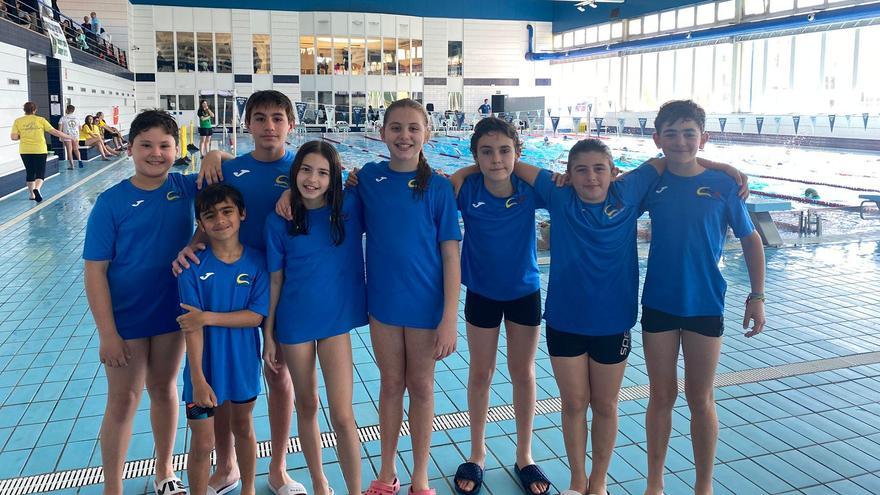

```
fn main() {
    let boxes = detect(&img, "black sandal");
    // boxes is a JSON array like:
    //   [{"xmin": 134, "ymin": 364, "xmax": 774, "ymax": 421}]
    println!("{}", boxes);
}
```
[
  {"xmin": 513, "ymin": 464, "xmax": 551, "ymax": 495},
  {"xmin": 453, "ymin": 462, "xmax": 484, "ymax": 495}
]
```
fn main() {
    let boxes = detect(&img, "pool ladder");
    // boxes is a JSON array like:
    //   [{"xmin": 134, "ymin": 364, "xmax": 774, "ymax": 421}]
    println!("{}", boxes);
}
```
[{"xmin": 798, "ymin": 210, "xmax": 822, "ymax": 237}]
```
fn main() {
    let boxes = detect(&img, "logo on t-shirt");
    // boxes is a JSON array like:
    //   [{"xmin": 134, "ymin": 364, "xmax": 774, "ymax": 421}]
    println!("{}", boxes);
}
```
[
  {"xmin": 236, "ymin": 273, "xmax": 251, "ymax": 285},
  {"xmin": 696, "ymin": 186, "xmax": 722, "ymax": 199},
  {"xmin": 131, "ymin": 200, "xmax": 145, "ymax": 207},
  {"xmin": 232, "ymin": 169, "xmax": 251, "ymax": 177},
  {"xmin": 655, "ymin": 186, "xmax": 668, "ymax": 194},
  {"xmin": 472, "ymin": 201, "xmax": 486, "ymax": 208},
  {"xmin": 407, "ymin": 179, "xmax": 417, "ymax": 189},
  {"xmin": 505, "ymin": 195, "xmax": 526, "ymax": 209},
  {"xmin": 199, "ymin": 272, "xmax": 215, "ymax": 281},
  {"xmin": 604, "ymin": 202, "xmax": 622, "ymax": 219},
  {"xmin": 375, "ymin": 176, "xmax": 388, "ymax": 182},
  {"xmin": 166, "ymin": 191, "xmax": 181, "ymax": 201},
  {"xmin": 274, "ymin": 175, "xmax": 290, "ymax": 188}
]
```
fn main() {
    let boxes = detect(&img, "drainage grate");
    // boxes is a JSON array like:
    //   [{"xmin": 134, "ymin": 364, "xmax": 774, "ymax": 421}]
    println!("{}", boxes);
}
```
[{"xmin": 2, "ymin": 351, "xmax": 878, "ymax": 494}]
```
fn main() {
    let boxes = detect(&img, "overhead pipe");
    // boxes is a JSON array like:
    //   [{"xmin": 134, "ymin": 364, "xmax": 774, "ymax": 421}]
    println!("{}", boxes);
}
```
[{"xmin": 526, "ymin": 2, "xmax": 880, "ymax": 61}]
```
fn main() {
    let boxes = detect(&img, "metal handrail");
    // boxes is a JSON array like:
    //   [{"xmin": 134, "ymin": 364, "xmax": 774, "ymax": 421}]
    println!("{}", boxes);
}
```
[{"xmin": 0, "ymin": 0, "xmax": 128, "ymax": 69}]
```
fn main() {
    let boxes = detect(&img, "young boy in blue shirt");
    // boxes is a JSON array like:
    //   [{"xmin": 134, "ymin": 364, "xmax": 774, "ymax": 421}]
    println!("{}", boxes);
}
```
[
  {"xmin": 641, "ymin": 100, "xmax": 766, "ymax": 495},
  {"xmin": 83, "ymin": 110, "xmax": 197, "ymax": 495},
  {"xmin": 173, "ymin": 90, "xmax": 303, "ymax": 495},
  {"xmin": 178, "ymin": 184, "xmax": 268, "ymax": 495}
]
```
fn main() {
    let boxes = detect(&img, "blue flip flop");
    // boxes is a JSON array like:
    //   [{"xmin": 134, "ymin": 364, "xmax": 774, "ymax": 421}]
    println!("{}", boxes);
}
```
[
  {"xmin": 453, "ymin": 462, "xmax": 484, "ymax": 495},
  {"xmin": 513, "ymin": 464, "xmax": 552, "ymax": 495}
]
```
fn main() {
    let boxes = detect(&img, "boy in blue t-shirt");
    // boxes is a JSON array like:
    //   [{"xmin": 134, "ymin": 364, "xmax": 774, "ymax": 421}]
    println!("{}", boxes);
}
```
[
  {"xmin": 640, "ymin": 100, "xmax": 766, "ymax": 495},
  {"xmin": 177, "ymin": 184, "xmax": 268, "ymax": 495},
  {"xmin": 172, "ymin": 90, "xmax": 303, "ymax": 494},
  {"xmin": 83, "ymin": 110, "xmax": 197, "ymax": 495}
]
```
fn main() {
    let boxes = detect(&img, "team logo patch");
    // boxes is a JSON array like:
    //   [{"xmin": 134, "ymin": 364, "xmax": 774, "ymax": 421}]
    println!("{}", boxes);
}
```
[
  {"xmin": 275, "ymin": 175, "xmax": 290, "ymax": 188},
  {"xmin": 472, "ymin": 202, "xmax": 486, "ymax": 208},
  {"xmin": 604, "ymin": 202, "xmax": 623, "ymax": 218},
  {"xmin": 505, "ymin": 195, "xmax": 526, "ymax": 209},
  {"xmin": 407, "ymin": 179, "xmax": 417, "ymax": 189},
  {"xmin": 236, "ymin": 273, "xmax": 251, "ymax": 285},
  {"xmin": 166, "ymin": 191, "xmax": 181, "ymax": 201},
  {"xmin": 131, "ymin": 200, "xmax": 145, "ymax": 207},
  {"xmin": 199, "ymin": 272, "xmax": 215, "ymax": 281},
  {"xmin": 232, "ymin": 169, "xmax": 251, "ymax": 177},
  {"xmin": 696, "ymin": 186, "xmax": 722, "ymax": 199}
]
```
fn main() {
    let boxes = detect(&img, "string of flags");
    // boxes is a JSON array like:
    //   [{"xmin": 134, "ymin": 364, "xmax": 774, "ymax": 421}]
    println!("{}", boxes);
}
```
[{"xmin": 711, "ymin": 113, "xmax": 873, "ymax": 134}]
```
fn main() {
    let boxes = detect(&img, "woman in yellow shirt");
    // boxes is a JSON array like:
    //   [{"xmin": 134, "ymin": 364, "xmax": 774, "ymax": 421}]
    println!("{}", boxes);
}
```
[
  {"xmin": 80, "ymin": 115, "xmax": 119, "ymax": 161},
  {"xmin": 10, "ymin": 102, "xmax": 74, "ymax": 202}
]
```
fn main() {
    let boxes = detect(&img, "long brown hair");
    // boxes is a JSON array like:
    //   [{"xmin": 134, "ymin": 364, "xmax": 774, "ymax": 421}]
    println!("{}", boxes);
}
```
[
  {"xmin": 287, "ymin": 140, "xmax": 346, "ymax": 246},
  {"xmin": 383, "ymin": 98, "xmax": 431, "ymax": 199}
]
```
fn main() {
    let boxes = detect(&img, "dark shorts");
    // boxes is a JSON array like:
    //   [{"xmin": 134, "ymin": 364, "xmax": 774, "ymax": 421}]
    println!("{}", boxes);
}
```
[
  {"xmin": 641, "ymin": 306, "xmax": 724, "ymax": 338},
  {"xmin": 198, "ymin": 127, "xmax": 213, "ymax": 136},
  {"xmin": 546, "ymin": 326, "xmax": 632, "ymax": 364},
  {"xmin": 103, "ymin": 128, "xmax": 116, "ymax": 139},
  {"xmin": 185, "ymin": 396, "xmax": 257, "ymax": 420},
  {"xmin": 465, "ymin": 289, "xmax": 542, "ymax": 328},
  {"xmin": 21, "ymin": 154, "xmax": 47, "ymax": 181}
]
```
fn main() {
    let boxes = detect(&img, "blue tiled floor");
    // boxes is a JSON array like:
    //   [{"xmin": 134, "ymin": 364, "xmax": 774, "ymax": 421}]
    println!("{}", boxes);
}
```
[{"xmin": 1, "ymin": 136, "xmax": 880, "ymax": 494}]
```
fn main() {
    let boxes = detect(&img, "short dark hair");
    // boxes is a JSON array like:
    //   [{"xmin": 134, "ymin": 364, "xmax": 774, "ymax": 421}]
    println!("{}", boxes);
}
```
[
  {"xmin": 23, "ymin": 102, "xmax": 37, "ymax": 114},
  {"xmin": 566, "ymin": 138, "xmax": 614, "ymax": 173},
  {"xmin": 129, "ymin": 109, "xmax": 179, "ymax": 145},
  {"xmin": 654, "ymin": 99, "xmax": 706, "ymax": 133},
  {"xmin": 65, "ymin": 104, "xmax": 75, "ymax": 114},
  {"xmin": 245, "ymin": 90, "xmax": 294, "ymax": 124},
  {"xmin": 470, "ymin": 117, "xmax": 521, "ymax": 158},
  {"xmin": 195, "ymin": 183, "xmax": 245, "ymax": 218}
]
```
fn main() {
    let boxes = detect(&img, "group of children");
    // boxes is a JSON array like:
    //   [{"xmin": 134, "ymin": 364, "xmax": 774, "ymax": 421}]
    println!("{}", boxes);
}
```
[{"xmin": 84, "ymin": 90, "xmax": 766, "ymax": 495}]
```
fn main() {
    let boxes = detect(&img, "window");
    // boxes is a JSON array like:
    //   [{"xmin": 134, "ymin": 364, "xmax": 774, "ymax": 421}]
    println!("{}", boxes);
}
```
[
  {"xmin": 674, "ymin": 47, "xmax": 694, "ymax": 98},
  {"xmin": 824, "ymin": 29, "xmax": 854, "ymax": 92},
  {"xmin": 598, "ymin": 24, "xmax": 610, "ymax": 42},
  {"xmin": 335, "ymin": 91, "xmax": 349, "ymax": 123},
  {"xmin": 217, "ymin": 94, "xmax": 233, "ymax": 122},
  {"xmin": 574, "ymin": 29, "xmax": 585, "ymax": 46},
  {"xmin": 253, "ymin": 34, "xmax": 271, "ymax": 74},
  {"xmin": 643, "ymin": 14, "xmax": 659, "ymax": 34},
  {"xmin": 660, "ymin": 11, "xmax": 676, "ymax": 31},
  {"xmin": 717, "ymin": 1, "xmax": 736, "ymax": 20},
  {"xmin": 798, "ymin": 0, "xmax": 823, "ymax": 6},
  {"xmin": 713, "ymin": 44, "xmax": 734, "ymax": 111},
  {"xmin": 696, "ymin": 3, "xmax": 716, "ymax": 24},
  {"xmin": 766, "ymin": 36, "xmax": 792, "ymax": 93},
  {"xmin": 553, "ymin": 34, "xmax": 562, "ymax": 49},
  {"xmin": 177, "ymin": 32, "xmax": 194, "ymax": 72},
  {"xmin": 316, "ymin": 37, "xmax": 332, "ymax": 74},
  {"xmin": 178, "ymin": 95, "xmax": 195, "ymax": 110},
  {"xmin": 745, "ymin": 0, "xmax": 767, "ymax": 15},
  {"xmin": 160, "ymin": 95, "xmax": 176, "ymax": 110},
  {"xmin": 410, "ymin": 39, "xmax": 422, "ymax": 76},
  {"xmin": 563, "ymin": 32, "xmax": 574, "ymax": 48},
  {"xmin": 352, "ymin": 91, "xmax": 366, "ymax": 121},
  {"xmin": 858, "ymin": 25, "xmax": 880, "ymax": 111},
  {"xmin": 692, "ymin": 45, "xmax": 715, "ymax": 106},
  {"xmin": 641, "ymin": 52, "xmax": 658, "ymax": 107},
  {"xmin": 625, "ymin": 55, "xmax": 641, "ymax": 110},
  {"xmin": 448, "ymin": 41, "xmax": 462, "ymax": 76},
  {"xmin": 678, "ymin": 7, "xmax": 695, "ymax": 28},
  {"xmin": 611, "ymin": 22, "xmax": 623, "ymax": 39},
  {"xmin": 586, "ymin": 26, "xmax": 598, "ymax": 44},
  {"xmin": 383, "ymin": 38, "xmax": 397, "ymax": 75},
  {"xmin": 350, "ymin": 38, "xmax": 366, "ymax": 75},
  {"xmin": 367, "ymin": 38, "xmax": 382, "ymax": 75},
  {"xmin": 769, "ymin": 0, "xmax": 795, "ymax": 13},
  {"xmin": 399, "ymin": 39, "xmax": 411, "ymax": 74},
  {"xmin": 156, "ymin": 31, "xmax": 174, "ymax": 72},
  {"xmin": 629, "ymin": 18, "xmax": 642, "ymax": 36},
  {"xmin": 334, "ymin": 37, "xmax": 349, "ymax": 75},
  {"xmin": 197, "ymin": 32, "xmax": 213, "ymax": 72},
  {"xmin": 215, "ymin": 33, "xmax": 232, "ymax": 73},
  {"xmin": 658, "ymin": 51, "xmax": 675, "ymax": 102},
  {"xmin": 300, "ymin": 36, "xmax": 315, "ymax": 75}
]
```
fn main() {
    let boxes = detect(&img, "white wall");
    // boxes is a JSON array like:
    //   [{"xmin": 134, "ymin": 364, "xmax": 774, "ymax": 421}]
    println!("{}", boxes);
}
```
[
  {"xmin": 57, "ymin": 0, "xmax": 130, "ymax": 50},
  {"xmin": 61, "ymin": 61, "xmax": 137, "ymax": 133},
  {"xmin": 0, "ymin": 42, "xmax": 31, "ymax": 177}
]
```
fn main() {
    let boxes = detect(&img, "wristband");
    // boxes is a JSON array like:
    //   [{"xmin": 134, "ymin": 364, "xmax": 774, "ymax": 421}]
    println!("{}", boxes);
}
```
[{"xmin": 746, "ymin": 293, "xmax": 765, "ymax": 304}]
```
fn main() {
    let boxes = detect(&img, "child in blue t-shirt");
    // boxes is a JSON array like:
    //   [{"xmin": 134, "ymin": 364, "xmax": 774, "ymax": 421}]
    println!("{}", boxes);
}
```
[
  {"xmin": 640, "ymin": 100, "xmax": 765, "ymax": 495},
  {"xmin": 177, "ymin": 184, "xmax": 268, "ymax": 495},
  {"xmin": 83, "ymin": 110, "xmax": 197, "ymax": 495},
  {"xmin": 446, "ymin": 117, "xmax": 551, "ymax": 495},
  {"xmin": 263, "ymin": 141, "xmax": 367, "ymax": 495}
]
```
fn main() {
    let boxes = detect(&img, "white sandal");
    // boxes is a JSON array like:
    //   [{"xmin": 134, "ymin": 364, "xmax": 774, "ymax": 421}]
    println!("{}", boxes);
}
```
[
  {"xmin": 269, "ymin": 479, "xmax": 308, "ymax": 495},
  {"xmin": 154, "ymin": 476, "xmax": 187, "ymax": 495}
]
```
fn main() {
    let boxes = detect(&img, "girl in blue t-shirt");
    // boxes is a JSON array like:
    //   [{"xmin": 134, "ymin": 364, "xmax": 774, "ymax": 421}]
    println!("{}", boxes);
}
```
[
  {"xmin": 353, "ymin": 99, "xmax": 461, "ymax": 495},
  {"xmin": 263, "ymin": 141, "xmax": 366, "ymax": 495},
  {"xmin": 447, "ymin": 118, "xmax": 551, "ymax": 495}
]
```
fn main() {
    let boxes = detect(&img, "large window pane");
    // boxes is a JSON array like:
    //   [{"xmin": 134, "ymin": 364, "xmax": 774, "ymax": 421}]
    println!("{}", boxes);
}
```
[
  {"xmin": 253, "ymin": 34, "xmax": 271, "ymax": 74},
  {"xmin": 156, "ymin": 31, "xmax": 174, "ymax": 72},
  {"xmin": 398, "ymin": 39, "xmax": 411, "ymax": 75},
  {"xmin": 367, "ymin": 38, "xmax": 382, "ymax": 75},
  {"xmin": 643, "ymin": 14, "xmax": 659, "ymax": 34},
  {"xmin": 625, "ymin": 55, "xmax": 641, "ymax": 110},
  {"xmin": 674, "ymin": 47, "xmax": 694, "ymax": 98},
  {"xmin": 717, "ymin": 0, "xmax": 736, "ymax": 20},
  {"xmin": 335, "ymin": 92, "xmax": 349, "ymax": 123},
  {"xmin": 448, "ymin": 41, "xmax": 462, "ymax": 76},
  {"xmin": 177, "ymin": 32, "xmax": 194, "ymax": 72},
  {"xmin": 178, "ymin": 94, "xmax": 195, "ymax": 110},
  {"xmin": 824, "ymin": 29, "xmax": 853, "ymax": 92},
  {"xmin": 383, "ymin": 38, "xmax": 397, "ymax": 75},
  {"xmin": 334, "ymin": 37, "xmax": 349, "ymax": 74},
  {"xmin": 657, "ymin": 51, "xmax": 675, "ymax": 102},
  {"xmin": 769, "ymin": 0, "xmax": 795, "ymax": 13},
  {"xmin": 160, "ymin": 95, "xmax": 176, "ymax": 110},
  {"xmin": 745, "ymin": 0, "xmax": 766, "ymax": 15},
  {"xmin": 351, "ymin": 38, "xmax": 366, "ymax": 75},
  {"xmin": 300, "ymin": 36, "xmax": 315, "ymax": 75},
  {"xmin": 215, "ymin": 33, "xmax": 232, "ymax": 73},
  {"xmin": 858, "ymin": 25, "xmax": 880, "ymax": 111},
  {"xmin": 317, "ymin": 37, "xmax": 331, "ymax": 74},
  {"xmin": 411, "ymin": 39, "xmax": 422, "ymax": 76},
  {"xmin": 660, "ymin": 11, "xmax": 676, "ymax": 31},
  {"xmin": 641, "ymin": 52, "xmax": 658, "ymax": 107},
  {"xmin": 693, "ymin": 45, "xmax": 715, "ymax": 106},
  {"xmin": 696, "ymin": 3, "xmax": 715, "ymax": 24},
  {"xmin": 197, "ymin": 32, "xmax": 213, "ymax": 72},
  {"xmin": 712, "ymin": 44, "xmax": 734, "ymax": 111}
]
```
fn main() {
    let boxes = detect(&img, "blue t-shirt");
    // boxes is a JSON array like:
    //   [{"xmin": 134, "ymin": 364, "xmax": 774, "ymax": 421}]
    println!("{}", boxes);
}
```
[
  {"xmin": 264, "ymin": 193, "xmax": 368, "ymax": 344},
  {"xmin": 458, "ymin": 173, "xmax": 545, "ymax": 301},
  {"xmin": 83, "ymin": 173, "xmax": 198, "ymax": 339},
  {"xmin": 349, "ymin": 161, "xmax": 461, "ymax": 328},
  {"xmin": 641, "ymin": 169, "xmax": 755, "ymax": 317},
  {"xmin": 220, "ymin": 151, "xmax": 294, "ymax": 249},
  {"xmin": 479, "ymin": 104, "xmax": 491, "ymax": 115},
  {"xmin": 534, "ymin": 165, "xmax": 658, "ymax": 336},
  {"xmin": 178, "ymin": 246, "xmax": 268, "ymax": 405}
]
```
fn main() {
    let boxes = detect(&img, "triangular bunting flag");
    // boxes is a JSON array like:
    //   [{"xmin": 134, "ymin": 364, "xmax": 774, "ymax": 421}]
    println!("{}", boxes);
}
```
[
  {"xmin": 756, "ymin": 116, "xmax": 764, "ymax": 135},
  {"xmin": 638, "ymin": 117, "xmax": 648, "ymax": 135},
  {"xmin": 551, "ymin": 116, "xmax": 560, "ymax": 133},
  {"xmin": 828, "ymin": 114, "xmax": 836, "ymax": 133},
  {"xmin": 792, "ymin": 115, "xmax": 800, "ymax": 134},
  {"xmin": 594, "ymin": 117, "xmax": 604, "ymax": 136},
  {"xmin": 718, "ymin": 117, "xmax": 727, "ymax": 133}
]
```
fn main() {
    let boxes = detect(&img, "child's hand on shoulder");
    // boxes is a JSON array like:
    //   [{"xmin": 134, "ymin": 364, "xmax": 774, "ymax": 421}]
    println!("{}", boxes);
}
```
[
  {"xmin": 196, "ymin": 150, "xmax": 228, "ymax": 188},
  {"xmin": 551, "ymin": 172, "xmax": 569, "ymax": 187},
  {"xmin": 433, "ymin": 316, "xmax": 457, "ymax": 360},
  {"xmin": 177, "ymin": 303, "xmax": 207, "ymax": 333},
  {"xmin": 275, "ymin": 189, "xmax": 293, "ymax": 220},
  {"xmin": 344, "ymin": 167, "xmax": 360, "ymax": 188},
  {"xmin": 193, "ymin": 380, "xmax": 217, "ymax": 408},
  {"xmin": 172, "ymin": 242, "xmax": 206, "ymax": 276}
]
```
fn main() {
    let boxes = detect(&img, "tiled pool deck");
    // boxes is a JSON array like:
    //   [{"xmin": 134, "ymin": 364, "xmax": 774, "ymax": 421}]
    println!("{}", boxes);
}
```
[{"xmin": 0, "ymin": 145, "xmax": 879, "ymax": 494}]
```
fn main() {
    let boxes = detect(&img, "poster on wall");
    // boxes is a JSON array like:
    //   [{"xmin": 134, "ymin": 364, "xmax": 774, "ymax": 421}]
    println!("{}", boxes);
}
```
[{"xmin": 42, "ymin": 17, "xmax": 72, "ymax": 62}]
